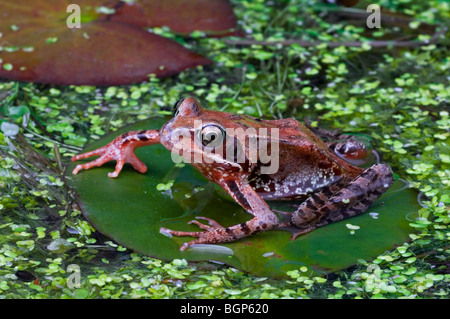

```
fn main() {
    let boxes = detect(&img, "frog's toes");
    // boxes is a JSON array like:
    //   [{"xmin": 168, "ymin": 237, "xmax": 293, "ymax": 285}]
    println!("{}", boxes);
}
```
[
  {"xmin": 107, "ymin": 159, "xmax": 125, "ymax": 178},
  {"xmin": 159, "ymin": 227, "xmax": 203, "ymax": 239},
  {"xmin": 72, "ymin": 156, "xmax": 110, "ymax": 175},
  {"xmin": 159, "ymin": 226, "xmax": 206, "ymax": 251},
  {"xmin": 189, "ymin": 216, "xmax": 225, "ymax": 230},
  {"xmin": 160, "ymin": 223, "xmax": 228, "ymax": 251},
  {"xmin": 72, "ymin": 164, "xmax": 83, "ymax": 175},
  {"xmin": 160, "ymin": 217, "xmax": 224, "ymax": 236},
  {"xmin": 277, "ymin": 223, "xmax": 315, "ymax": 240},
  {"xmin": 188, "ymin": 220, "xmax": 213, "ymax": 231}
]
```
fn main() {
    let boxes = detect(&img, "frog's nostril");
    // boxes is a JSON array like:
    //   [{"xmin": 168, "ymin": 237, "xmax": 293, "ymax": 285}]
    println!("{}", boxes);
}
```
[{"xmin": 169, "ymin": 127, "xmax": 191, "ymax": 146}]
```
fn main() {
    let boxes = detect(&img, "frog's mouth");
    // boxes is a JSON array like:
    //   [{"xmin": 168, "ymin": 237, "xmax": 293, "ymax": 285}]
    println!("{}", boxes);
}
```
[
  {"xmin": 159, "ymin": 119, "xmax": 196, "ymax": 158},
  {"xmin": 159, "ymin": 119, "xmax": 175, "ymax": 150}
]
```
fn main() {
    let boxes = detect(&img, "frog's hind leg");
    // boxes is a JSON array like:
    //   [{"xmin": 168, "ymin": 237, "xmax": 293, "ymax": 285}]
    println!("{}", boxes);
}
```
[
  {"xmin": 283, "ymin": 164, "xmax": 394, "ymax": 240},
  {"xmin": 161, "ymin": 179, "xmax": 280, "ymax": 251}
]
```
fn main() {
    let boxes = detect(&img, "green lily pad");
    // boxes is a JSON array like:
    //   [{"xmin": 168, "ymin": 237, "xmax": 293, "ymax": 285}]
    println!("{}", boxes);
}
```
[{"xmin": 66, "ymin": 117, "xmax": 420, "ymax": 277}]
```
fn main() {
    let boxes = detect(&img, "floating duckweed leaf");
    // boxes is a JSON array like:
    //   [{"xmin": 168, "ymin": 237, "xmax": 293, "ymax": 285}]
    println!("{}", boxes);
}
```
[
  {"xmin": 46, "ymin": 238, "xmax": 74, "ymax": 253},
  {"xmin": 1, "ymin": 121, "xmax": 20, "ymax": 136},
  {"xmin": 2, "ymin": 63, "xmax": 13, "ymax": 71},
  {"xmin": 0, "ymin": 0, "xmax": 213, "ymax": 85},
  {"xmin": 66, "ymin": 118, "xmax": 421, "ymax": 277}
]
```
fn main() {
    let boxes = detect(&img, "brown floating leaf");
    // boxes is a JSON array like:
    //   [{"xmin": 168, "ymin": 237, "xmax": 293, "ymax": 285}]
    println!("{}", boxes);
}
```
[
  {"xmin": 0, "ymin": 0, "xmax": 212, "ymax": 85},
  {"xmin": 108, "ymin": 0, "xmax": 239, "ymax": 36}
]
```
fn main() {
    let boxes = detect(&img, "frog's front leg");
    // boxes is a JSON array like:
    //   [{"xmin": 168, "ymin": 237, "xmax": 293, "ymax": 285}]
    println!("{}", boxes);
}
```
[
  {"xmin": 72, "ymin": 130, "xmax": 160, "ymax": 177},
  {"xmin": 284, "ymin": 163, "xmax": 394, "ymax": 239},
  {"xmin": 161, "ymin": 179, "xmax": 279, "ymax": 251}
]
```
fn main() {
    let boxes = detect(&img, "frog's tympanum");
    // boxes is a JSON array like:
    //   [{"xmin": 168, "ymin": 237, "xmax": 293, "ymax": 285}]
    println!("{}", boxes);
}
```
[{"xmin": 72, "ymin": 97, "xmax": 394, "ymax": 250}]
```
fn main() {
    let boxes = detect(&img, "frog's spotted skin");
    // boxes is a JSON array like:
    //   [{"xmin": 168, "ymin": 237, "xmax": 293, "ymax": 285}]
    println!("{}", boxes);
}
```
[{"xmin": 72, "ymin": 97, "xmax": 394, "ymax": 250}]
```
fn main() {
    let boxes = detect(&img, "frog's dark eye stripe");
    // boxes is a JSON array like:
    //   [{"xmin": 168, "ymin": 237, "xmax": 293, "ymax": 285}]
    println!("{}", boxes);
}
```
[{"xmin": 173, "ymin": 98, "xmax": 186, "ymax": 117}]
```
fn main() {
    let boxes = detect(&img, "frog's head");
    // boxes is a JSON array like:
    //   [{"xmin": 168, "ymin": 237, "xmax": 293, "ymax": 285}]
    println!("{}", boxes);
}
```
[
  {"xmin": 159, "ymin": 97, "xmax": 250, "ymax": 175},
  {"xmin": 159, "ymin": 97, "xmax": 209, "ymax": 154}
]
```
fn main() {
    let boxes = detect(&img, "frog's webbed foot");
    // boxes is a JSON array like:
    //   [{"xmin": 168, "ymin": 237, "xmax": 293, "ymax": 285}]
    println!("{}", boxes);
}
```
[
  {"xmin": 72, "ymin": 130, "xmax": 160, "ymax": 178},
  {"xmin": 160, "ymin": 216, "xmax": 229, "ymax": 251},
  {"xmin": 277, "ymin": 222, "xmax": 315, "ymax": 240},
  {"xmin": 276, "ymin": 211, "xmax": 314, "ymax": 240},
  {"xmin": 331, "ymin": 135, "xmax": 372, "ymax": 165}
]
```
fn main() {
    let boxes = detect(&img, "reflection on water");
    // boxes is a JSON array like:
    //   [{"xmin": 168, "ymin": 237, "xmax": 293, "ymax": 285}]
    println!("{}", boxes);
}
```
[
  {"xmin": 416, "ymin": 192, "xmax": 429, "ymax": 209},
  {"xmin": 188, "ymin": 244, "xmax": 234, "ymax": 256}
]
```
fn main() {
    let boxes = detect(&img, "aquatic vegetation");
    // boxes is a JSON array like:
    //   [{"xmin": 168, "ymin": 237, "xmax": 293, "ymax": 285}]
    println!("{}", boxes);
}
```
[{"xmin": 0, "ymin": 0, "xmax": 448, "ymax": 299}]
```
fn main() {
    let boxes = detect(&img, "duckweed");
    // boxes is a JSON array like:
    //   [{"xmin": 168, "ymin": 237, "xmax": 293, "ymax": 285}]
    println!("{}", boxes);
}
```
[{"xmin": 0, "ymin": 0, "xmax": 448, "ymax": 299}]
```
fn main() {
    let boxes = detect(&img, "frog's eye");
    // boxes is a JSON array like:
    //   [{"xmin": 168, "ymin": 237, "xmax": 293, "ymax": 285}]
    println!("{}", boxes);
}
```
[
  {"xmin": 200, "ymin": 125, "xmax": 225, "ymax": 148},
  {"xmin": 173, "ymin": 98, "xmax": 186, "ymax": 117}
]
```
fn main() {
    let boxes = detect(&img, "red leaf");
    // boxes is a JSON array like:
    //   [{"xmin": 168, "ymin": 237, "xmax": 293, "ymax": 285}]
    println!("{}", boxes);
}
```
[
  {"xmin": 0, "ymin": 0, "xmax": 212, "ymax": 86},
  {"xmin": 108, "ymin": 0, "xmax": 239, "ymax": 36}
]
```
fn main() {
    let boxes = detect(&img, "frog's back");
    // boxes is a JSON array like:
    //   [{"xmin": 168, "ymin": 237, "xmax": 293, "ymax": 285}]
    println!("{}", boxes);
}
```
[{"xmin": 248, "ymin": 117, "xmax": 363, "ymax": 200}]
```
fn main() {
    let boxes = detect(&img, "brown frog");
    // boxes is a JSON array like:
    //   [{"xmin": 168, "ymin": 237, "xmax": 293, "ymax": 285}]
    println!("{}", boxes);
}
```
[{"xmin": 72, "ymin": 97, "xmax": 394, "ymax": 250}]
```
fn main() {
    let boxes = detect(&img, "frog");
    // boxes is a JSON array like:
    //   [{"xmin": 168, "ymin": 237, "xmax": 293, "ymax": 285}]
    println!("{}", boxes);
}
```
[{"xmin": 72, "ymin": 97, "xmax": 394, "ymax": 250}]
